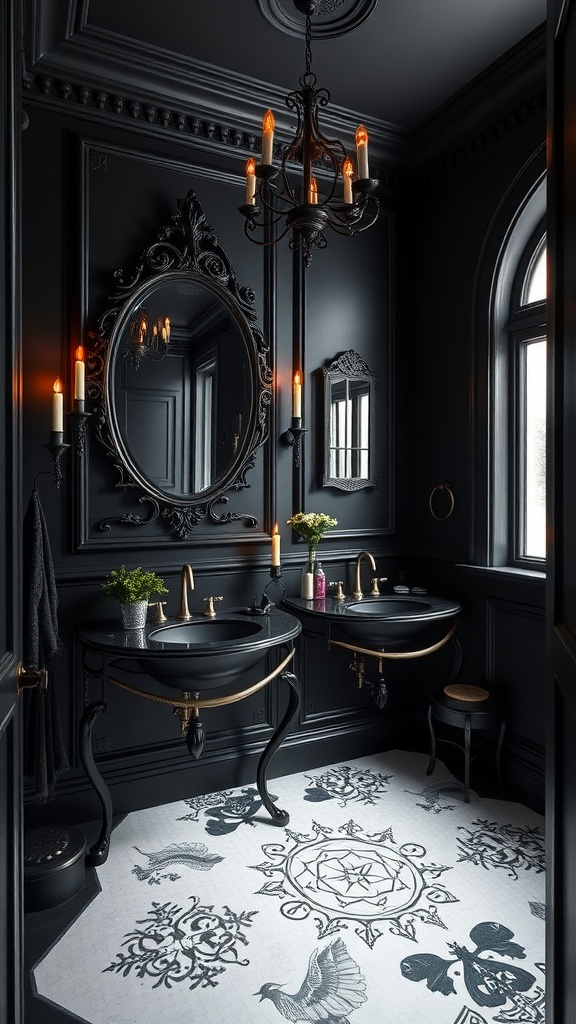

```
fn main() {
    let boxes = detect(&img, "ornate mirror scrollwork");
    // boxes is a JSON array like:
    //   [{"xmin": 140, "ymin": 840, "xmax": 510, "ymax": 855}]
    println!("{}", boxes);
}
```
[
  {"xmin": 322, "ymin": 350, "xmax": 377, "ymax": 491},
  {"xmin": 87, "ymin": 189, "xmax": 272, "ymax": 538}
]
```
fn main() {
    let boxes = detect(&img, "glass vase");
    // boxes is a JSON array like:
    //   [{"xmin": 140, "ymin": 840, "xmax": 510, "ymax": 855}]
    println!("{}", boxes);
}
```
[{"xmin": 300, "ymin": 547, "xmax": 316, "ymax": 600}]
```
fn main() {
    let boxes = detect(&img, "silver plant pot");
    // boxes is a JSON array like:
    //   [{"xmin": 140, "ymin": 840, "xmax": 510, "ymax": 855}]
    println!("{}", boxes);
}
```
[{"xmin": 120, "ymin": 600, "xmax": 148, "ymax": 630}]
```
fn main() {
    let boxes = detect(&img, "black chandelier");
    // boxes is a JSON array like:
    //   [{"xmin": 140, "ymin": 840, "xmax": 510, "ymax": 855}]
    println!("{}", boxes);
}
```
[
  {"xmin": 239, "ymin": 0, "xmax": 379, "ymax": 268},
  {"xmin": 126, "ymin": 307, "xmax": 171, "ymax": 368}
]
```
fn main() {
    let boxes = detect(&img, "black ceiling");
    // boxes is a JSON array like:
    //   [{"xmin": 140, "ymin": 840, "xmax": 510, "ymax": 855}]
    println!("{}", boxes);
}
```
[{"xmin": 84, "ymin": 0, "xmax": 546, "ymax": 131}]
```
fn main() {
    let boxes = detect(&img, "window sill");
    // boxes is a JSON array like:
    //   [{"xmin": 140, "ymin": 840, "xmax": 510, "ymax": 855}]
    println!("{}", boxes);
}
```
[{"xmin": 456, "ymin": 563, "xmax": 546, "ymax": 585}]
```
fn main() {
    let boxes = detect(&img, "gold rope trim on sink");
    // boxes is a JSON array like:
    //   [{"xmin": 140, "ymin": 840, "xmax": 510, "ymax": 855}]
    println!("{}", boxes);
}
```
[
  {"xmin": 108, "ymin": 647, "xmax": 295, "ymax": 709},
  {"xmin": 330, "ymin": 620, "xmax": 457, "ymax": 660}
]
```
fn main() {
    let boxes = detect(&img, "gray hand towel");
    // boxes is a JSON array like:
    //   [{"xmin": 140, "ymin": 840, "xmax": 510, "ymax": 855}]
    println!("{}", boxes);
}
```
[{"xmin": 23, "ymin": 484, "xmax": 69, "ymax": 803}]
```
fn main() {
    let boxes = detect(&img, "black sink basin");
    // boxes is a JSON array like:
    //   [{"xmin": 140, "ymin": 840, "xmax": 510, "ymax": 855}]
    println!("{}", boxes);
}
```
[
  {"xmin": 149, "ymin": 619, "xmax": 265, "ymax": 646},
  {"xmin": 77, "ymin": 610, "xmax": 302, "ymax": 693},
  {"xmin": 284, "ymin": 593, "xmax": 461, "ymax": 651}
]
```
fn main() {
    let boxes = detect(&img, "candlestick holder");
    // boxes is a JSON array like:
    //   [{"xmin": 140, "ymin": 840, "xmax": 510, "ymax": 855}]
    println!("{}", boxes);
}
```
[
  {"xmin": 67, "ymin": 403, "xmax": 92, "ymax": 456},
  {"xmin": 42, "ymin": 432, "xmax": 71, "ymax": 487},
  {"xmin": 281, "ymin": 417, "xmax": 307, "ymax": 468},
  {"xmin": 264, "ymin": 564, "xmax": 285, "ymax": 602}
]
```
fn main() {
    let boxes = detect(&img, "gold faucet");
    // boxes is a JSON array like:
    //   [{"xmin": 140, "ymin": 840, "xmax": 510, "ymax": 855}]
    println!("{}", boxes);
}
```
[
  {"xmin": 177, "ymin": 564, "xmax": 195, "ymax": 620},
  {"xmin": 353, "ymin": 550, "xmax": 377, "ymax": 599}
]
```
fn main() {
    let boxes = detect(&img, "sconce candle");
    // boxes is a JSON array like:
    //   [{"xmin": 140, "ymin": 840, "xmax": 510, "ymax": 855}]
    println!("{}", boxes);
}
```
[
  {"xmin": 271, "ymin": 523, "xmax": 281, "ymax": 566},
  {"xmin": 343, "ymin": 157, "xmax": 354, "ymax": 204},
  {"xmin": 52, "ymin": 378, "xmax": 64, "ymax": 432},
  {"xmin": 261, "ymin": 109, "xmax": 275, "ymax": 165},
  {"xmin": 74, "ymin": 346, "xmax": 85, "ymax": 402},
  {"xmin": 293, "ymin": 371, "xmax": 302, "ymax": 419},
  {"xmin": 245, "ymin": 158, "xmax": 257, "ymax": 205},
  {"xmin": 355, "ymin": 124, "xmax": 370, "ymax": 179}
]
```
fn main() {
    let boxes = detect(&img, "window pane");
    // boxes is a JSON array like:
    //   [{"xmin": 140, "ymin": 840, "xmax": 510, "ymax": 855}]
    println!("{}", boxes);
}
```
[
  {"xmin": 523, "ymin": 338, "xmax": 546, "ymax": 558},
  {"xmin": 522, "ymin": 244, "xmax": 546, "ymax": 305}
]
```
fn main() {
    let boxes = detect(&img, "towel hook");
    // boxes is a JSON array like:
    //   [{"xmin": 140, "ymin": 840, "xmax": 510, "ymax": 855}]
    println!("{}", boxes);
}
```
[{"xmin": 429, "ymin": 482, "xmax": 455, "ymax": 521}]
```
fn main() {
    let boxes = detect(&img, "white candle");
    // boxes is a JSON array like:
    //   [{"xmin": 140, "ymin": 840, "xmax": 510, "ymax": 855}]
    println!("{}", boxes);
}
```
[
  {"xmin": 74, "ymin": 346, "xmax": 85, "ymax": 401},
  {"xmin": 165, "ymin": 317, "xmax": 170, "ymax": 341},
  {"xmin": 52, "ymin": 378, "xmax": 63, "ymax": 432},
  {"xmin": 271, "ymin": 524, "xmax": 281, "ymax": 566},
  {"xmin": 245, "ymin": 158, "xmax": 257, "ymax": 205},
  {"xmin": 308, "ymin": 178, "xmax": 318, "ymax": 205},
  {"xmin": 293, "ymin": 371, "xmax": 302, "ymax": 419},
  {"xmin": 355, "ymin": 124, "xmax": 369, "ymax": 180},
  {"xmin": 343, "ymin": 157, "xmax": 354, "ymax": 204},
  {"xmin": 262, "ymin": 109, "xmax": 275, "ymax": 165}
]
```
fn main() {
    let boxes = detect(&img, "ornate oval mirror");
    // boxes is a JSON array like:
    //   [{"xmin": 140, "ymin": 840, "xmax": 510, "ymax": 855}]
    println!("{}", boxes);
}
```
[
  {"xmin": 88, "ymin": 190, "xmax": 272, "ymax": 538},
  {"xmin": 322, "ymin": 350, "xmax": 377, "ymax": 491}
]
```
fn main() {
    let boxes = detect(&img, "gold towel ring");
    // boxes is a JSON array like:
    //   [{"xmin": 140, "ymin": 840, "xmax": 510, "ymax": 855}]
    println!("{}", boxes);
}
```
[{"xmin": 429, "ymin": 482, "xmax": 455, "ymax": 521}]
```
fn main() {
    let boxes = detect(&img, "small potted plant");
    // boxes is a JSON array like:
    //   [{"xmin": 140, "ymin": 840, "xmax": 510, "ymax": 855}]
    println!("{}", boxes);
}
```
[{"xmin": 101, "ymin": 565, "xmax": 168, "ymax": 630}]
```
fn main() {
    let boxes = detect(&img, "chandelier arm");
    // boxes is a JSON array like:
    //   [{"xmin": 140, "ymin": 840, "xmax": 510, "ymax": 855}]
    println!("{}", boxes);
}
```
[
  {"xmin": 327, "ymin": 202, "xmax": 380, "ymax": 236},
  {"xmin": 244, "ymin": 219, "xmax": 293, "ymax": 247}
]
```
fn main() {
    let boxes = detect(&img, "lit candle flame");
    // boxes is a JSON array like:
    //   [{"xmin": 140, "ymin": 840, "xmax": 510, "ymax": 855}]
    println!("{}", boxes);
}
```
[
  {"xmin": 355, "ymin": 125, "xmax": 369, "ymax": 147},
  {"xmin": 262, "ymin": 109, "xmax": 275, "ymax": 133},
  {"xmin": 75, "ymin": 345, "xmax": 84, "ymax": 361},
  {"xmin": 53, "ymin": 377, "xmax": 63, "ymax": 394}
]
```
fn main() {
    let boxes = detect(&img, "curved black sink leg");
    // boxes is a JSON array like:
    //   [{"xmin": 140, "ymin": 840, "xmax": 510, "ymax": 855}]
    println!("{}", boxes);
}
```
[
  {"xmin": 79, "ymin": 701, "xmax": 113, "ymax": 866},
  {"xmin": 256, "ymin": 669, "xmax": 301, "ymax": 826},
  {"xmin": 185, "ymin": 713, "xmax": 205, "ymax": 760}
]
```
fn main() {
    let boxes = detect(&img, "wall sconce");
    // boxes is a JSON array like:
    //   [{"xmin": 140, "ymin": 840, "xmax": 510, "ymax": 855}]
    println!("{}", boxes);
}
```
[
  {"xmin": 281, "ymin": 371, "xmax": 307, "ymax": 466},
  {"xmin": 43, "ymin": 349, "xmax": 91, "ymax": 485}
]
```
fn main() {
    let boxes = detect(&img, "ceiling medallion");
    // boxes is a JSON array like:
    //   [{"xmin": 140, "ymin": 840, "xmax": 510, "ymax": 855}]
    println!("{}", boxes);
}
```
[{"xmin": 256, "ymin": 0, "xmax": 378, "ymax": 38}]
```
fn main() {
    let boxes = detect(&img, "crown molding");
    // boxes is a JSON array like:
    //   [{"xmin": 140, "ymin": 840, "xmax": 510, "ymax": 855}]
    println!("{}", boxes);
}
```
[
  {"xmin": 25, "ymin": 17, "xmax": 409, "ymax": 170},
  {"xmin": 411, "ymin": 24, "xmax": 546, "ymax": 173}
]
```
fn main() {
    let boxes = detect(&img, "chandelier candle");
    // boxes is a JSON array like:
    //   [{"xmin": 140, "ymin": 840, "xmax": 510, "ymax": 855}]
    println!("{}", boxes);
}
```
[
  {"xmin": 355, "ymin": 125, "xmax": 370, "ymax": 180},
  {"xmin": 343, "ymin": 158, "xmax": 354, "ymax": 204},
  {"xmin": 245, "ymin": 159, "xmax": 257, "ymax": 205},
  {"xmin": 262, "ymin": 109, "xmax": 275, "ymax": 165}
]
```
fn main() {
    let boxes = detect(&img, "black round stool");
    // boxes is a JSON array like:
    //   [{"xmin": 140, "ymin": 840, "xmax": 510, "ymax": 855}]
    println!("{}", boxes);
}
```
[{"xmin": 426, "ymin": 684, "xmax": 505, "ymax": 802}]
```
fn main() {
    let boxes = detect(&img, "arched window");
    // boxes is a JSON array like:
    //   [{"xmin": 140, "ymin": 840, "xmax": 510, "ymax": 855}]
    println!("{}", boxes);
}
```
[
  {"xmin": 490, "ymin": 180, "xmax": 546, "ymax": 567},
  {"xmin": 509, "ymin": 229, "xmax": 546, "ymax": 561}
]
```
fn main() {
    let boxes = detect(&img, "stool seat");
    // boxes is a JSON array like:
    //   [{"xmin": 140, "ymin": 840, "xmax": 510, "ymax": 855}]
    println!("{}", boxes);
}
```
[
  {"xmin": 426, "ymin": 686, "xmax": 505, "ymax": 802},
  {"xmin": 444, "ymin": 683, "xmax": 489, "ymax": 702}
]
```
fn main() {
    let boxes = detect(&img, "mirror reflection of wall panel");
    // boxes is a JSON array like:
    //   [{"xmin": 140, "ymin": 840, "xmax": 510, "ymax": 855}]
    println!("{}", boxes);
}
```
[
  {"xmin": 323, "ymin": 350, "xmax": 377, "ymax": 491},
  {"xmin": 120, "ymin": 349, "xmax": 189, "ymax": 493}
]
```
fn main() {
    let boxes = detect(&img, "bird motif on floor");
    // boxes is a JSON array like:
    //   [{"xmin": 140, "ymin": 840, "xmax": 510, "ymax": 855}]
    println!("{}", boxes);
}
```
[{"xmin": 255, "ymin": 937, "xmax": 367, "ymax": 1022}]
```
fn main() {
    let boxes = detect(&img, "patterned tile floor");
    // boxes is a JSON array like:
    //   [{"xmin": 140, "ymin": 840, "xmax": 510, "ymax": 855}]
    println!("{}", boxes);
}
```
[{"xmin": 24, "ymin": 749, "xmax": 545, "ymax": 1024}]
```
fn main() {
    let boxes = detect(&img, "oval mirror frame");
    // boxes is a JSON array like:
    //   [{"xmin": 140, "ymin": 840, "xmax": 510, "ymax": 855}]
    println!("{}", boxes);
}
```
[
  {"xmin": 87, "ymin": 189, "xmax": 272, "ymax": 538},
  {"xmin": 322, "ymin": 350, "xmax": 377, "ymax": 491}
]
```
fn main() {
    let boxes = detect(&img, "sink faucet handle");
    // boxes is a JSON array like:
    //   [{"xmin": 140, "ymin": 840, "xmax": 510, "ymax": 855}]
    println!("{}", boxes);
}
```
[
  {"xmin": 203, "ymin": 596, "xmax": 223, "ymax": 618},
  {"xmin": 370, "ymin": 577, "xmax": 388, "ymax": 596},
  {"xmin": 148, "ymin": 601, "xmax": 167, "ymax": 623},
  {"xmin": 328, "ymin": 581, "xmax": 345, "ymax": 601}
]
